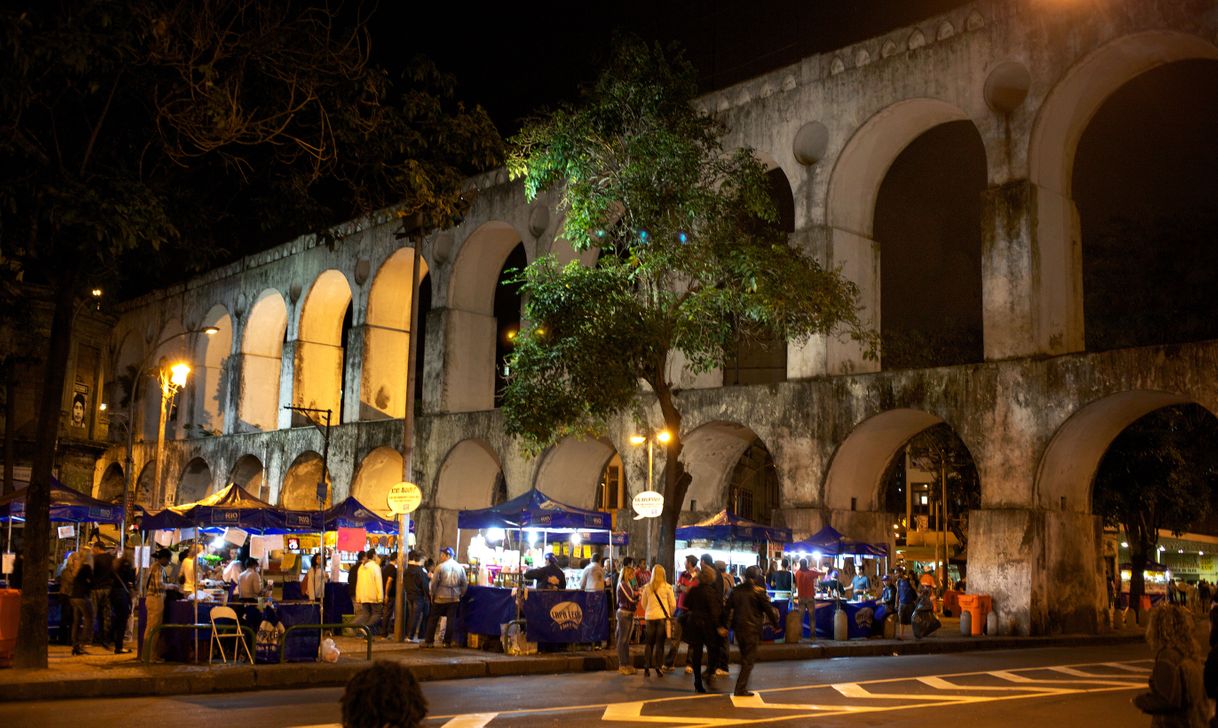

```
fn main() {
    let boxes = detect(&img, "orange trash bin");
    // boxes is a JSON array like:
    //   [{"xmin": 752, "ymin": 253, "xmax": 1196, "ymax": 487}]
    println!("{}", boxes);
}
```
[
  {"xmin": 957, "ymin": 594, "xmax": 991, "ymax": 636},
  {"xmin": 0, "ymin": 588, "xmax": 19, "ymax": 667}
]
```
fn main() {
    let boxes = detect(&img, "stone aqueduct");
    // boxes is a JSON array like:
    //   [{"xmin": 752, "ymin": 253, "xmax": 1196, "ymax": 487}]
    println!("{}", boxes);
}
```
[{"xmin": 94, "ymin": 0, "xmax": 1218, "ymax": 635}]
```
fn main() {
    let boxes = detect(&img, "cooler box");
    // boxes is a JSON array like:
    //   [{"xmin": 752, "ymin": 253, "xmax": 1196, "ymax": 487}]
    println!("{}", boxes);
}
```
[
  {"xmin": 957, "ymin": 594, "xmax": 991, "ymax": 636},
  {"xmin": 0, "ymin": 588, "xmax": 19, "ymax": 666}
]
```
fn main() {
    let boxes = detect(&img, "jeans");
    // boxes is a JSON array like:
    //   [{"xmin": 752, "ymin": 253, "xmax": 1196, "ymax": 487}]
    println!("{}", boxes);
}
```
[
  {"xmin": 615, "ymin": 609, "xmax": 635, "ymax": 669},
  {"xmin": 110, "ymin": 591, "xmax": 132, "ymax": 651},
  {"xmin": 424, "ymin": 600, "xmax": 459, "ymax": 646},
  {"xmin": 735, "ymin": 629, "xmax": 760, "ymax": 694},
  {"xmin": 687, "ymin": 631, "xmax": 721, "ymax": 691},
  {"xmin": 643, "ymin": 619, "xmax": 667, "ymax": 669},
  {"xmin": 380, "ymin": 597, "xmax": 395, "ymax": 636},
  {"xmin": 353, "ymin": 602, "xmax": 384, "ymax": 636},
  {"xmin": 407, "ymin": 594, "xmax": 428, "ymax": 639},
  {"xmin": 91, "ymin": 587, "xmax": 111, "ymax": 644},
  {"xmin": 69, "ymin": 597, "xmax": 94, "ymax": 651}
]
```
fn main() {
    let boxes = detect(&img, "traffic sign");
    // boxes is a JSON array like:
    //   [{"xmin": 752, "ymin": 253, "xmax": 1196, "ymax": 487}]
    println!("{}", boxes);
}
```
[
  {"xmin": 632, "ymin": 490, "xmax": 664, "ymax": 519},
  {"xmin": 387, "ymin": 481, "xmax": 423, "ymax": 514}
]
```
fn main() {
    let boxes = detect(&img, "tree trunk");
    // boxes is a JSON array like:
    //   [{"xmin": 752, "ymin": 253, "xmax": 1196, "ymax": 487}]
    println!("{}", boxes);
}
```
[
  {"xmin": 3, "ymin": 359, "xmax": 14, "ymax": 495},
  {"xmin": 654, "ymin": 380, "xmax": 684, "ymax": 575},
  {"xmin": 1129, "ymin": 546, "xmax": 1148, "ymax": 618},
  {"xmin": 14, "ymin": 270, "xmax": 77, "ymax": 669}
]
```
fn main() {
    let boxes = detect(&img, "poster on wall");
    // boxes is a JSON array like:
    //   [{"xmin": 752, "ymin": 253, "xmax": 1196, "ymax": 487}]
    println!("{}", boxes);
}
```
[{"xmin": 69, "ymin": 382, "xmax": 89, "ymax": 430}]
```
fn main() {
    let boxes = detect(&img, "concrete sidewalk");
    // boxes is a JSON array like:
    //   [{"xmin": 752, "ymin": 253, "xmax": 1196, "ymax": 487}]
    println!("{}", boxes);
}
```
[{"xmin": 0, "ymin": 620, "xmax": 1147, "ymax": 703}]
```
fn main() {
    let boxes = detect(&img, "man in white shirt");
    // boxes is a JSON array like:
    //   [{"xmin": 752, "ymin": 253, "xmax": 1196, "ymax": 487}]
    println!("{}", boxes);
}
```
[
  {"xmin": 237, "ymin": 559, "xmax": 263, "ymax": 601},
  {"xmin": 579, "ymin": 555, "xmax": 605, "ymax": 592},
  {"xmin": 353, "ymin": 553, "xmax": 385, "ymax": 636},
  {"xmin": 221, "ymin": 550, "xmax": 242, "ymax": 584}
]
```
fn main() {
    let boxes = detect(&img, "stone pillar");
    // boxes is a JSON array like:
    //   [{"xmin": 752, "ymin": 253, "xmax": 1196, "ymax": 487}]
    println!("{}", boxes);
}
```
[
  {"xmin": 275, "ymin": 341, "xmax": 298, "ymax": 431},
  {"xmin": 980, "ymin": 180, "xmax": 1084, "ymax": 360},
  {"xmin": 427, "ymin": 307, "xmax": 497, "ymax": 414},
  {"xmin": 341, "ymin": 325, "xmax": 366, "ymax": 424},
  {"xmin": 968, "ymin": 508, "xmax": 1038, "ymax": 636}
]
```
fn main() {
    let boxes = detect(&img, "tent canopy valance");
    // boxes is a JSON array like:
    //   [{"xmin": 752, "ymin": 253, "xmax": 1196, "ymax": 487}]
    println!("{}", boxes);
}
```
[
  {"xmin": 325, "ymin": 496, "xmax": 405, "ymax": 533},
  {"xmin": 146, "ymin": 483, "xmax": 288, "ymax": 532},
  {"xmin": 785, "ymin": 525, "xmax": 888, "ymax": 556},
  {"xmin": 457, "ymin": 488, "xmax": 611, "ymax": 531},
  {"xmin": 675, "ymin": 509, "xmax": 792, "ymax": 544},
  {"xmin": 0, "ymin": 479, "xmax": 124, "ymax": 524}
]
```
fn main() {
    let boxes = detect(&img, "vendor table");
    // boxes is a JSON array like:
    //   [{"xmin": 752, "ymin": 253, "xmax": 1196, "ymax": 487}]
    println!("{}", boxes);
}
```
[
  {"xmin": 138, "ymin": 600, "xmax": 321, "ymax": 663},
  {"xmin": 813, "ymin": 598, "xmax": 879, "ymax": 639},
  {"xmin": 455, "ymin": 585, "xmax": 517, "ymax": 641},
  {"xmin": 520, "ymin": 589, "xmax": 609, "ymax": 644}
]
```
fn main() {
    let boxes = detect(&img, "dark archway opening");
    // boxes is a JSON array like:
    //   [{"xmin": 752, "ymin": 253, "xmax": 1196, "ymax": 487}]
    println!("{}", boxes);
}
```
[
  {"xmin": 493, "ymin": 243, "xmax": 527, "ymax": 407},
  {"xmin": 874, "ymin": 120, "xmax": 986, "ymax": 370},
  {"xmin": 881, "ymin": 423, "xmax": 981, "ymax": 582},
  {"xmin": 1074, "ymin": 59, "xmax": 1218, "ymax": 351},
  {"xmin": 725, "ymin": 438, "xmax": 780, "ymax": 524},
  {"xmin": 1091, "ymin": 403, "xmax": 1218, "ymax": 612}
]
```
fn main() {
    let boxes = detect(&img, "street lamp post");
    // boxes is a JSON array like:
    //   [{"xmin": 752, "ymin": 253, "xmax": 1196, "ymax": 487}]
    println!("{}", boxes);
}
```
[
  {"xmin": 152, "ymin": 362, "xmax": 192, "ymax": 508},
  {"xmin": 117, "ymin": 327, "xmax": 217, "ymax": 551},
  {"xmin": 629, "ymin": 429, "xmax": 671, "ymax": 566}
]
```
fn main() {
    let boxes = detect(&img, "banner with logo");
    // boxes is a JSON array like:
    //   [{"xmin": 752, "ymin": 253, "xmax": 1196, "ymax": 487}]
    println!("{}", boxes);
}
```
[{"xmin": 521, "ymin": 589, "xmax": 609, "ymax": 643}]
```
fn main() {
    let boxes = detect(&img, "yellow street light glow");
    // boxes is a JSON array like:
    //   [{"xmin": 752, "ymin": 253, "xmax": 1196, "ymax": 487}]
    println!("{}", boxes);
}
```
[
  {"xmin": 534, "ymin": 327, "xmax": 546, "ymax": 336},
  {"xmin": 202, "ymin": 326, "xmax": 220, "ymax": 336},
  {"xmin": 169, "ymin": 362, "xmax": 191, "ymax": 388},
  {"xmin": 99, "ymin": 403, "xmax": 108, "ymax": 412},
  {"xmin": 629, "ymin": 435, "xmax": 646, "ymax": 446},
  {"xmin": 505, "ymin": 329, "xmax": 517, "ymax": 341},
  {"xmin": 656, "ymin": 430, "xmax": 672, "ymax": 444},
  {"xmin": 90, "ymin": 288, "xmax": 103, "ymax": 298}
]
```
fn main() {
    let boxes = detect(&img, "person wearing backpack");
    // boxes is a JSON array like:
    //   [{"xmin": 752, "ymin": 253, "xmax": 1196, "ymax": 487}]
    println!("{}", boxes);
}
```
[{"xmin": 423, "ymin": 547, "xmax": 466, "ymax": 648}]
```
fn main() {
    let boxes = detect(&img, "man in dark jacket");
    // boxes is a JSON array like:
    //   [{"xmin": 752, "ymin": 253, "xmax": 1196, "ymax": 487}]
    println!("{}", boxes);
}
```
[
  {"xmin": 90, "ymin": 544, "xmax": 115, "ymax": 647},
  {"xmin": 726, "ymin": 566, "xmax": 778, "ymax": 697},
  {"xmin": 403, "ymin": 551, "xmax": 429, "ymax": 642},
  {"xmin": 523, "ymin": 553, "xmax": 565, "ymax": 589}
]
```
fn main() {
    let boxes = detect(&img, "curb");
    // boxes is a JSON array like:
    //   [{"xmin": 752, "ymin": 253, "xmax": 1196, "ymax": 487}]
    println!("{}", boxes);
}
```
[{"xmin": 0, "ymin": 632, "xmax": 1146, "ymax": 703}]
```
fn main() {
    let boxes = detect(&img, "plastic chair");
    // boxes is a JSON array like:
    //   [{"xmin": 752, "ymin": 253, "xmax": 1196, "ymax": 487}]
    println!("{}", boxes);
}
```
[{"xmin": 209, "ymin": 606, "xmax": 253, "ymax": 664}]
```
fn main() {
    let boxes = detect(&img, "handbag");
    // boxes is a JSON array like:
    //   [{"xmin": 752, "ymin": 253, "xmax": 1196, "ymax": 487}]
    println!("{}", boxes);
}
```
[{"xmin": 655, "ymin": 587, "xmax": 673, "ymax": 638}]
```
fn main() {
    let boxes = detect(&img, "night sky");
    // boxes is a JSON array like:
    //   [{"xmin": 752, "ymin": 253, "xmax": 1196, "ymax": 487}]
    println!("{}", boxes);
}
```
[{"xmin": 372, "ymin": 0, "xmax": 975, "ymax": 134}]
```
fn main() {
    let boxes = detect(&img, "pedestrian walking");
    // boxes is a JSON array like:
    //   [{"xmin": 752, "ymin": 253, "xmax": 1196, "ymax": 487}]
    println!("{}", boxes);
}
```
[
  {"xmin": 354, "ymin": 552, "xmax": 385, "ymax": 636},
  {"xmin": 423, "ymin": 547, "xmax": 466, "ymax": 647},
  {"xmin": 67, "ymin": 550, "xmax": 95, "ymax": 655},
  {"xmin": 1134, "ymin": 604, "xmax": 1208, "ymax": 727},
  {"xmin": 684, "ymin": 563, "xmax": 727, "ymax": 693},
  {"xmin": 110, "ymin": 552, "xmax": 135, "ymax": 654},
  {"xmin": 726, "ymin": 565, "xmax": 779, "ymax": 697},
  {"xmin": 666, "ymin": 555, "xmax": 699, "ymax": 670},
  {"xmin": 615, "ymin": 564, "xmax": 639, "ymax": 674},
  {"xmin": 640, "ymin": 564, "xmax": 676, "ymax": 677},
  {"xmin": 896, "ymin": 569, "xmax": 917, "ymax": 640}
]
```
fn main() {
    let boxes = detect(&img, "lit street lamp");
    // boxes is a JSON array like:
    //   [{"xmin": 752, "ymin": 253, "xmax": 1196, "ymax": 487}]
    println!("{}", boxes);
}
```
[
  {"xmin": 629, "ymin": 429, "xmax": 671, "ymax": 565},
  {"xmin": 115, "ymin": 327, "xmax": 217, "ymax": 551}
]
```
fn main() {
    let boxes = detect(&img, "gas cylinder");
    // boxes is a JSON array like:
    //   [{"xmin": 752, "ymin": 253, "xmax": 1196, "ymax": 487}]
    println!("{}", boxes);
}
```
[
  {"xmin": 960, "ymin": 609, "xmax": 972, "ymax": 636},
  {"xmin": 785, "ymin": 607, "xmax": 803, "ymax": 643},
  {"xmin": 833, "ymin": 602, "xmax": 848, "ymax": 641}
]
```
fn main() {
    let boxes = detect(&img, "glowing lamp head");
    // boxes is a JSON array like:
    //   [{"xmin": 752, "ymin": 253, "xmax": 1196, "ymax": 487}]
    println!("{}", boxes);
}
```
[
  {"xmin": 570, "ymin": 532, "xmax": 582, "ymax": 547},
  {"xmin": 486, "ymin": 527, "xmax": 505, "ymax": 543},
  {"xmin": 812, "ymin": 551, "xmax": 822, "ymax": 562},
  {"xmin": 99, "ymin": 402, "xmax": 108, "ymax": 412},
  {"xmin": 202, "ymin": 326, "xmax": 220, "ymax": 336},
  {"xmin": 629, "ymin": 435, "xmax": 646, "ymax": 446},
  {"xmin": 656, "ymin": 430, "xmax": 672, "ymax": 444},
  {"xmin": 169, "ymin": 362, "xmax": 191, "ymax": 388}
]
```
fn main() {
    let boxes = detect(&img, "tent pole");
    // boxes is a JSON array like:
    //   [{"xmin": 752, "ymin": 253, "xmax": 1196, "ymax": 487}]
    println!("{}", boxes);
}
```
[{"xmin": 456, "ymin": 528, "xmax": 462, "ymax": 563}]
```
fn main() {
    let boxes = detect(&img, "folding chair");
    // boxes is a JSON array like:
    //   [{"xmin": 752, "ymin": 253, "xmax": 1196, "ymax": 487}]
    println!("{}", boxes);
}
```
[{"xmin": 209, "ymin": 605, "xmax": 253, "ymax": 664}]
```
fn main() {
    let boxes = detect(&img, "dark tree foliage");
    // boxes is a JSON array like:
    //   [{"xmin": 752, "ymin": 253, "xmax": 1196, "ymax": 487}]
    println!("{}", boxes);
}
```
[
  {"xmin": 0, "ymin": 0, "xmax": 500, "ymax": 668},
  {"xmin": 504, "ymin": 38, "xmax": 871, "ymax": 571},
  {"xmin": 1092, "ymin": 404, "xmax": 1218, "ymax": 614}
]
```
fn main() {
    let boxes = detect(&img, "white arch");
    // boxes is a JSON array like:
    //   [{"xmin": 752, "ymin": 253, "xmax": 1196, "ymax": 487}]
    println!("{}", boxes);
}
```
[
  {"xmin": 362, "ymin": 250, "xmax": 430, "ymax": 420},
  {"xmin": 433, "ymin": 439, "xmax": 503, "ymax": 510},
  {"xmin": 177, "ymin": 457, "xmax": 213, "ymax": 505},
  {"xmin": 350, "ymin": 446, "xmax": 404, "ymax": 516},
  {"xmin": 532, "ymin": 437, "xmax": 618, "ymax": 510},
  {"xmin": 1034, "ymin": 390, "xmax": 1193, "ymax": 512},
  {"xmin": 228, "ymin": 454, "xmax": 266, "ymax": 501},
  {"xmin": 822, "ymin": 409, "xmax": 945, "ymax": 512},
  {"xmin": 192, "ymin": 304, "xmax": 232, "ymax": 436},
  {"xmin": 238, "ymin": 289, "xmax": 288, "ymax": 431},
  {"xmin": 281, "ymin": 450, "xmax": 328, "ymax": 510},
  {"xmin": 679, "ymin": 421, "xmax": 765, "ymax": 513},
  {"xmin": 1029, "ymin": 30, "xmax": 1218, "ymax": 197},
  {"xmin": 827, "ymin": 98, "xmax": 971, "ymax": 238},
  {"xmin": 296, "ymin": 270, "xmax": 354, "ymax": 422},
  {"xmin": 448, "ymin": 221, "xmax": 527, "ymax": 315}
]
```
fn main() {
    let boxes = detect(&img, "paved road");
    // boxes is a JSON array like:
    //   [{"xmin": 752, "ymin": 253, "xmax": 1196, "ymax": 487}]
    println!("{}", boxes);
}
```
[{"xmin": 0, "ymin": 644, "xmax": 1153, "ymax": 727}]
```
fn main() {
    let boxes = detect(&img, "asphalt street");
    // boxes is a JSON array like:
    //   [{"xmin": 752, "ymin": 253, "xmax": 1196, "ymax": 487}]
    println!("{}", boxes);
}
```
[{"xmin": 0, "ymin": 644, "xmax": 1154, "ymax": 727}]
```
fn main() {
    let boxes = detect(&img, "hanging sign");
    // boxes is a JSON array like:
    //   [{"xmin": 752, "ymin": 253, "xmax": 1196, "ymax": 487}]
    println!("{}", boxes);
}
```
[
  {"xmin": 386, "ymin": 482, "xmax": 423, "ymax": 514},
  {"xmin": 57, "ymin": 525, "xmax": 76, "ymax": 539},
  {"xmin": 632, "ymin": 491, "xmax": 664, "ymax": 520}
]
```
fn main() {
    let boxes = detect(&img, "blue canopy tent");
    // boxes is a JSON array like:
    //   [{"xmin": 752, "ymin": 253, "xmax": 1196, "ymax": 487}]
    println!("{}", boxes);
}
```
[
  {"xmin": 325, "ymin": 496, "xmax": 409, "ymax": 533},
  {"xmin": 172, "ymin": 483, "xmax": 287, "ymax": 532},
  {"xmin": 456, "ymin": 488, "xmax": 616, "ymax": 582},
  {"xmin": 675, "ymin": 509, "xmax": 792, "ymax": 574},
  {"xmin": 785, "ymin": 525, "xmax": 888, "ymax": 557},
  {"xmin": 0, "ymin": 479, "xmax": 124, "ymax": 524}
]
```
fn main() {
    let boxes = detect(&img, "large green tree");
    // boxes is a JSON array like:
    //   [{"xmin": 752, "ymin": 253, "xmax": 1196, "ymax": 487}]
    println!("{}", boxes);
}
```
[
  {"xmin": 1092, "ymin": 404, "xmax": 1218, "ymax": 615},
  {"xmin": 0, "ymin": 0, "xmax": 499, "ymax": 668},
  {"xmin": 503, "ymin": 39, "xmax": 871, "ymax": 570}
]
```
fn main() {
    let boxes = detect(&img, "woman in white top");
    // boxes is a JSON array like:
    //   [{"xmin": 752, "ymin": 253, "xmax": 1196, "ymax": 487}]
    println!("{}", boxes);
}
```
[
  {"xmin": 639, "ymin": 564, "xmax": 677, "ymax": 677},
  {"xmin": 180, "ymin": 544, "xmax": 202, "ymax": 599}
]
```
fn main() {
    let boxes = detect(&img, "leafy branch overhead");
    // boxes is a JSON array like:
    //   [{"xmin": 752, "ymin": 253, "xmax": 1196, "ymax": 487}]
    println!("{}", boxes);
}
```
[{"xmin": 503, "ymin": 38, "xmax": 873, "ymax": 450}]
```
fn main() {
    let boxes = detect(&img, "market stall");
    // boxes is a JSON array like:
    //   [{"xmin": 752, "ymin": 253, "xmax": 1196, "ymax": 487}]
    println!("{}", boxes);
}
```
[
  {"xmin": 454, "ymin": 488, "xmax": 614, "ymax": 644},
  {"xmin": 675, "ymin": 509, "xmax": 792, "ymax": 581},
  {"xmin": 137, "ymin": 599, "xmax": 320, "ymax": 663}
]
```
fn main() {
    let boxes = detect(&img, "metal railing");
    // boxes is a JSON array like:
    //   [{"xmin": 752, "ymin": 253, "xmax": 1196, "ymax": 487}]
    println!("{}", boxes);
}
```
[
  {"xmin": 280, "ymin": 623, "xmax": 373, "ymax": 663},
  {"xmin": 142, "ymin": 622, "xmax": 256, "ymax": 665}
]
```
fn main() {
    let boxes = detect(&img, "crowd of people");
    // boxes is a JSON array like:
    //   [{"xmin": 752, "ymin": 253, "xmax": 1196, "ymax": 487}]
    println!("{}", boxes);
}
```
[{"xmin": 57, "ymin": 542, "xmax": 137, "ymax": 655}]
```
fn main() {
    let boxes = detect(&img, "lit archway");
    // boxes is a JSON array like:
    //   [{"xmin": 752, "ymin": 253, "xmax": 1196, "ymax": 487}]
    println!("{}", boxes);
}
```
[
  {"xmin": 191, "ymin": 304, "xmax": 233, "ymax": 436},
  {"xmin": 533, "ymin": 437, "xmax": 619, "ymax": 510},
  {"xmin": 363, "ymin": 250, "xmax": 430, "ymax": 420},
  {"xmin": 351, "ymin": 446, "xmax": 403, "ymax": 515},
  {"xmin": 176, "ymin": 457, "xmax": 213, "ymax": 505},
  {"xmin": 135, "ymin": 462, "xmax": 155, "ymax": 507},
  {"xmin": 295, "ymin": 270, "xmax": 353, "ymax": 423},
  {"xmin": 281, "ymin": 450, "xmax": 329, "ymax": 510},
  {"xmin": 434, "ymin": 439, "xmax": 504, "ymax": 510},
  {"xmin": 680, "ymin": 421, "xmax": 781, "ymax": 524},
  {"xmin": 445, "ymin": 221, "xmax": 528, "ymax": 412},
  {"xmin": 96, "ymin": 462, "xmax": 124, "ymax": 503},
  {"xmin": 238, "ymin": 289, "xmax": 288, "ymax": 432},
  {"xmin": 229, "ymin": 454, "xmax": 265, "ymax": 501}
]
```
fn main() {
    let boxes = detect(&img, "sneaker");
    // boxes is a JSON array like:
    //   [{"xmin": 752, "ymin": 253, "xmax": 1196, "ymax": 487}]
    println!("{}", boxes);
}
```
[
  {"xmin": 685, "ymin": 666, "xmax": 694, "ymax": 674},
  {"xmin": 714, "ymin": 668, "xmax": 729, "ymax": 677}
]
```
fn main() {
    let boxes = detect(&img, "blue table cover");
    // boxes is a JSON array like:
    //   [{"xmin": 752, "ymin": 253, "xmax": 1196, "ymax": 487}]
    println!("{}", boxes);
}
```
[
  {"xmin": 520, "ymin": 589, "xmax": 609, "ymax": 643},
  {"xmin": 457, "ymin": 585, "xmax": 518, "ymax": 637},
  {"xmin": 324, "ymin": 581, "xmax": 353, "ymax": 621},
  {"xmin": 813, "ymin": 599, "xmax": 878, "ymax": 639}
]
